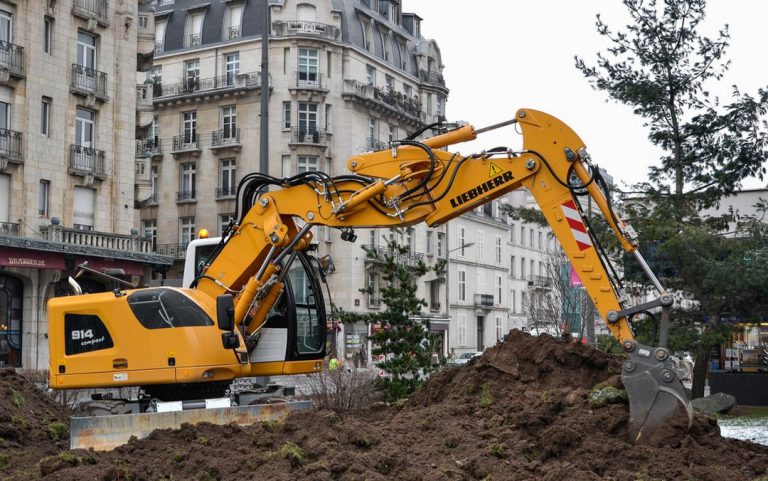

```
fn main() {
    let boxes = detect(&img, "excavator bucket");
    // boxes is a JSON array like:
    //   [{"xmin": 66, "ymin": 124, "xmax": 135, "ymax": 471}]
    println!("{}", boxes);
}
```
[{"xmin": 621, "ymin": 340, "xmax": 694, "ymax": 443}]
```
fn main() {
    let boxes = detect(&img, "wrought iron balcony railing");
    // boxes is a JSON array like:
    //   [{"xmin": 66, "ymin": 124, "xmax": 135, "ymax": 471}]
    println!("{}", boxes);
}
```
[
  {"xmin": 361, "ymin": 244, "xmax": 425, "ymax": 267},
  {"xmin": 0, "ymin": 128, "xmax": 22, "ymax": 162},
  {"xmin": 69, "ymin": 144, "xmax": 106, "ymax": 177},
  {"xmin": 367, "ymin": 137, "xmax": 387, "ymax": 151},
  {"xmin": 0, "ymin": 40, "xmax": 24, "ymax": 77},
  {"xmin": 172, "ymin": 135, "xmax": 199, "ymax": 152},
  {"xmin": 155, "ymin": 243, "xmax": 188, "ymax": 259},
  {"xmin": 71, "ymin": 64, "xmax": 108, "ymax": 99},
  {"xmin": 215, "ymin": 187, "xmax": 237, "ymax": 198},
  {"xmin": 136, "ymin": 138, "xmax": 161, "ymax": 157},
  {"xmin": 272, "ymin": 20, "xmax": 341, "ymax": 41},
  {"xmin": 419, "ymin": 69, "xmax": 446, "ymax": 87},
  {"xmin": 474, "ymin": 294, "xmax": 494, "ymax": 308},
  {"xmin": 154, "ymin": 72, "xmax": 261, "ymax": 99},
  {"xmin": 211, "ymin": 128, "xmax": 240, "ymax": 147},
  {"xmin": 342, "ymin": 80, "xmax": 424, "ymax": 122},
  {"xmin": 294, "ymin": 72, "xmax": 324, "ymax": 90},
  {"xmin": 290, "ymin": 127, "xmax": 327, "ymax": 145},
  {"xmin": 72, "ymin": 0, "xmax": 110, "ymax": 26},
  {"xmin": 0, "ymin": 221, "xmax": 20, "ymax": 236},
  {"xmin": 527, "ymin": 275, "xmax": 554, "ymax": 289},
  {"xmin": 176, "ymin": 190, "xmax": 196, "ymax": 202}
]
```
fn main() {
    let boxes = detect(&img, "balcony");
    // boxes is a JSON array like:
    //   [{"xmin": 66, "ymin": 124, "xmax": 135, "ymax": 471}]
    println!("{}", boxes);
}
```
[
  {"xmin": 418, "ymin": 69, "xmax": 446, "ymax": 89},
  {"xmin": 289, "ymin": 72, "xmax": 327, "ymax": 93},
  {"xmin": 289, "ymin": 127, "xmax": 327, "ymax": 147},
  {"xmin": 211, "ymin": 128, "xmax": 241, "ymax": 152},
  {"xmin": 362, "ymin": 244, "xmax": 425, "ymax": 268},
  {"xmin": 527, "ymin": 275, "xmax": 554, "ymax": 289},
  {"xmin": 215, "ymin": 186, "xmax": 236, "ymax": 199},
  {"xmin": 136, "ymin": 84, "xmax": 154, "ymax": 133},
  {"xmin": 41, "ymin": 225, "xmax": 153, "ymax": 255},
  {"xmin": 70, "ymin": 64, "xmax": 109, "ymax": 102},
  {"xmin": 227, "ymin": 26, "xmax": 241, "ymax": 40},
  {"xmin": 0, "ymin": 221, "xmax": 20, "ymax": 237},
  {"xmin": 156, "ymin": 243, "xmax": 188, "ymax": 259},
  {"xmin": 367, "ymin": 137, "xmax": 388, "ymax": 151},
  {"xmin": 153, "ymin": 72, "xmax": 262, "ymax": 106},
  {"xmin": 0, "ymin": 128, "xmax": 22, "ymax": 166},
  {"xmin": 272, "ymin": 20, "xmax": 341, "ymax": 41},
  {"xmin": 176, "ymin": 190, "xmax": 196, "ymax": 203},
  {"xmin": 136, "ymin": 13, "xmax": 155, "ymax": 71},
  {"xmin": 69, "ymin": 145, "xmax": 106, "ymax": 179},
  {"xmin": 172, "ymin": 135, "xmax": 200, "ymax": 155},
  {"xmin": 473, "ymin": 294, "xmax": 494, "ymax": 308},
  {"xmin": 342, "ymin": 79, "xmax": 425, "ymax": 128},
  {"xmin": 0, "ymin": 41, "xmax": 24, "ymax": 83},
  {"xmin": 72, "ymin": 0, "xmax": 110, "ymax": 27},
  {"xmin": 136, "ymin": 138, "xmax": 162, "ymax": 158}
]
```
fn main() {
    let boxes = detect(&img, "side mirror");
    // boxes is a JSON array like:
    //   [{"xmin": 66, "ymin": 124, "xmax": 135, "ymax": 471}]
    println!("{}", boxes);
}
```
[{"xmin": 216, "ymin": 294, "xmax": 235, "ymax": 331}]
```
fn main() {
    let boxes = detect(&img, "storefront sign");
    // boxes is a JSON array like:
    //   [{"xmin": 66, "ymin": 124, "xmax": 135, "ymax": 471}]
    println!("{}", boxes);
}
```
[{"xmin": 0, "ymin": 247, "xmax": 66, "ymax": 269}]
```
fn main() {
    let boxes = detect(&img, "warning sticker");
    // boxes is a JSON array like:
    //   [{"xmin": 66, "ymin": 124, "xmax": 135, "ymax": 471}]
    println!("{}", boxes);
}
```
[
  {"xmin": 113, "ymin": 373, "xmax": 128, "ymax": 382},
  {"xmin": 488, "ymin": 162, "xmax": 504, "ymax": 177}
]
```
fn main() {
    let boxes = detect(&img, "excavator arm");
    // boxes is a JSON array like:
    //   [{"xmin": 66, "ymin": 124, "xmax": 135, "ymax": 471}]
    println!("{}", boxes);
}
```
[{"xmin": 48, "ymin": 108, "xmax": 690, "ymax": 444}]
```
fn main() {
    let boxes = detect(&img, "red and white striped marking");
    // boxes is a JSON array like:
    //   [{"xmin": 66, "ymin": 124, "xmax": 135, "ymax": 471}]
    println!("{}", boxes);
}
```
[{"xmin": 561, "ymin": 200, "xmax": 593, "ymax": 251}]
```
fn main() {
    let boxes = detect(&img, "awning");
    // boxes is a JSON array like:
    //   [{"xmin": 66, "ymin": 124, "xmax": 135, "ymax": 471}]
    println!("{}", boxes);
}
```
[
  {"xmin": 75, "ymin": 256, "xmax": 146, "ymax": 276},
  {"xmin": 0, "ymin": 247, "xmax": 66, "ymax": 269}
]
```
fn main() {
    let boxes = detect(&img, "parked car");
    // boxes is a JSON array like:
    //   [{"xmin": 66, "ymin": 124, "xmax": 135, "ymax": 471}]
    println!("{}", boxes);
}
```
[{"xmin": 448, "ymin": 352, "xmax": 482, "ymax": 366}]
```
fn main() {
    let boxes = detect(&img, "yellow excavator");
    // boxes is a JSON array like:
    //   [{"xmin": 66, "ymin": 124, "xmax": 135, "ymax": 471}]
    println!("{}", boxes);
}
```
[{"xmin": 48, "ymin": 109, "xmax": 692, "ymax": 445}]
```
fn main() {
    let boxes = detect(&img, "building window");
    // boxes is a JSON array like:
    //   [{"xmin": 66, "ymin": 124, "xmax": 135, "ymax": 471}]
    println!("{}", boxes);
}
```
[
  {"xmin": 41, "ymin": 97, "xmax": 51, "ymax": 136},
  {"xmin": 496, "ymin": 275, "xmax": 502, "ymax": 305},
  {"xmin": 366, "ymin": 64, "xmax": 375, "ymax": 86},
  {"xmin": 226, "ymin": 4, "xmax": 243, "ymax": 39},
  {"xmin": 44, "ymin": 16, "xmax": 53, "ymax": 54},
  {"xmin": 361, "ymin": 19, "xmax": 372, "ymax": 51},
  {"xmin": 426, "ymin": 231, "xmax": 433, "ymax": 255},
  {"xmin": 282, "ymin": 101, "xmax": 291, "ymax": 129},
  {"xmin": 221, "ymin": 106, "xmax": 236, "ymax": 139},
  {"xmin": 529, "ymin": 229, "xmax": 534, "ymax": 247},
  {"xmin": 477, "ymin": 231, "xmax": 484, "ymax": 261},
  {"xmin": 510, "ymin": 255, "xmax": 515, "ymax": 278},
  {"xmin": 298, "ymin": 102, "xmax": 318, "ymax": 139},
  {"xmin": 521, "ymin": 257, "xmax": 526, "ymax": 278},
  {"xmin": 298, "ymin": 47, "xmax": 319, "ymax": 87},
  {"xmin": 380, "ymin": 29, "xmax": 391, "ymax": 61},
  {"xmin": 495, "ymin": 235, "xmax": 502, "ymax": 263},
  {"xmin": 511, "ymin": 289, "xmax": 516, "ymax": 313},
  {"xmin": 325, "ymin": 104, "xmax": 332, "ymax": 132},
  {"xmin": 281, "ymin": 154, "xmax": 291, "ymax": 177},
  {"xmin": 219, "ymin": 158, "xmax": 236, "ymax": 197},
  {"xmin": 458, "ymin": 226, "xmax": 465, "ymax": 257},
  {"xmin": 477, "ymin": 272, "xmax": 484, "ymax": 297},
  {"xmin": 75, "ymin": 107, "xmax": 94, "ymax": 147},
  {"xmin": 426, "ymin": 93, "xmax": 432, "ymax": 116},
  {"xmin": 187, "ymin": 12, "xmax": 204, "ymax": 47},
  {"xmin": 225, "ymin": 52, "xmax": 239, "ymax": 86},
  {"xmin": 38, "ymin": 180, "xmax": 50, "ymax": 217},
  {"xmin": 530, "ymin": 259, "xmax": 535, "ymax": 279},
  {"xmin": 73, "ymin": 186, "xmax": 95, "ymax": 230},
  {"xmin": 150, "ymin": 166, "xmax": 158, "ymax": 202},
  {"xmin": 185, "ymin": 59, "xmax": 200, "ymax": 91},
  {"xmin": 142, "ymin": 219, "xmax": 157, "ymax": 250},
  {"xmin": 388, "ymin": 125, "xmax": 396, "ymax": 143},
  {"xmin": 458, "ymin": 269, "xmax": 466, "ymax": 301},
  {"xmin": 367, "ymin": 272, "xmax": 380, "ymax": 308},
  {"xmin": 219, "ymin": 213, "xmax": 235, "ymax": 236},
  {"xmin": 403, "ymin": 83, "xmax": 412, "ymax": 98},
  {"xmin": 76, "ymin": 31, "xmax": 96, "ymax": 70},
  {"xmin": 179, "ymin": 217, "xmax": 195, "ymax": 245},
  {"xmin": 155, "ymin": 20, "xmax": 166, "ymax": 53},
  {"xmin": 510, "ymin": 223, "xmax": 516, "ymax": 243},
  {"xmin": 457, "ymin": 314, "xmax": 467, "ymax": 347},
  {"xmin": 437, "ymin": 232, "xmax": 444, "ymax": 257},
  {"xmin": 298, "ymin": 156, "xmax": 318, "ymax": 173},
  {"xmin": 495, "ymin": 316, "xmax": 503, "ymax": 341},
  {"xmin": 538, "ymin": 231, "xmax": 543, "ymax": 250},
  {"xmin": 368, "ymin": 117, "xmax": 378, "ymax": 141},
  {"xmin": 182, "ymin": 111, "xmax": 197, "ymax": 145},
  {"xmin": 179, "ymin": 163, "xmax": 196, "ymax": 200}
]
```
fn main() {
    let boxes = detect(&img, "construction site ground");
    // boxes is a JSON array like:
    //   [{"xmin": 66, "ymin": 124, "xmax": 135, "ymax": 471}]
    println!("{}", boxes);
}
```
[{"xmin": 2, "ymin": 331, "xmax": 768, "ymax": 480}]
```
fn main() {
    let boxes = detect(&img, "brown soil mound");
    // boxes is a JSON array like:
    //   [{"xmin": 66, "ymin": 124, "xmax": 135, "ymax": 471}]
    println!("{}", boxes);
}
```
[
  {"xmin": 7, "ymin": 332, "xmax": 768, "ymax": 480},
  {"xmin": 0, "ymin": 368, "xmax": 72, "ymax": 479}
]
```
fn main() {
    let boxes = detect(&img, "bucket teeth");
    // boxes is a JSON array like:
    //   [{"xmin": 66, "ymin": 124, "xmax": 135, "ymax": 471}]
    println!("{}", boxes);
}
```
[{"xmin": 621, "ymin": 341, "xmax": 694, "ymax": 443}]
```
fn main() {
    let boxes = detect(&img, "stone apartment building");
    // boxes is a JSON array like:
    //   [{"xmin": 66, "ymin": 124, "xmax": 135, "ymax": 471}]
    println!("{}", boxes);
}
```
[
  {"xmin": 136, "ymin": 0, "xmax": 451, "ymax": 363},
  {"xmin": 0, "ymin": 0, "xmax": 171, "ymax": 370}
]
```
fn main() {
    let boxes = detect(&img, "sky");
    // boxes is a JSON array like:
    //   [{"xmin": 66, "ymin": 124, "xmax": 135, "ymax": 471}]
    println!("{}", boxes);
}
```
[{"xmin": 414, "ymin": 0, "xmax": 768, "ymax": 191}]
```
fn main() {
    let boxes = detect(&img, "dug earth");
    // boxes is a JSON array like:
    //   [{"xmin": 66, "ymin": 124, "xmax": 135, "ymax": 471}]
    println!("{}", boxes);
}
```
[{"xmin": 2, "ymin": 331, "xmax": 767, "ymax": 480}]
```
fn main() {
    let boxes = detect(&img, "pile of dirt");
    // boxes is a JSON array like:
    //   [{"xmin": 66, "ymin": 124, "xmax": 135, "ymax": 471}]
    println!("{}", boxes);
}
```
[
  {"xmin": 7, "ymin": 332, "xmax": 768, "ymax": 480},
  {"xmin": 0, "ymin": 368, "xmax": 72, "ymax": 478}
]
